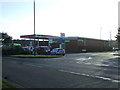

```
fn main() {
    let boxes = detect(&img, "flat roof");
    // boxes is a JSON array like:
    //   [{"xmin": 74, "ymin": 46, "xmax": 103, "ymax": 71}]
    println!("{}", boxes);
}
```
[
  {"xmin": 20, "ymin": 34, "xmax": 111, "ymax": 41},
  {"xmin": 20, "ymin": 34, "xmax": 59, "ymax": 39}
]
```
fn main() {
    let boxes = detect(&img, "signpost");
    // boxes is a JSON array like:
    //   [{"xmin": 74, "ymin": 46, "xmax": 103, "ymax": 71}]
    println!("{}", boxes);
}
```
[{"xmin": 60, "ymin": 33, "xmax": 65, "ymax": 49}]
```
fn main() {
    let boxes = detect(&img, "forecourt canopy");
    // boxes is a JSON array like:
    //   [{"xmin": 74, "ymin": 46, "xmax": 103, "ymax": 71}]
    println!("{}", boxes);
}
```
[
  {"xmin": 20, "ymin": 34, "xmax": 66, "ymax": 48},
  {"xmin": 20, "ymin": 34, "xmax": 60, "ymax": 39}
]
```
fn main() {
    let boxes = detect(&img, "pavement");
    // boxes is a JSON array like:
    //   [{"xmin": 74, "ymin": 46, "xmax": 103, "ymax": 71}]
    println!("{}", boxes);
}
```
[{"xmin": 2, "ymin": 52, "xmax": 120, "ymax": 88}]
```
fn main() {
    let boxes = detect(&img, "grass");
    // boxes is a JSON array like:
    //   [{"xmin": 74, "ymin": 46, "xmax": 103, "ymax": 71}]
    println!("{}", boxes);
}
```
[
  {"xmin": 2, "ymin": 80, "xmax": 16, "ymax": 88},
  {"xmin": 0, "ymin": 81, "xmax": 1, "ymax": 89},
  {"xmin": 10, "ymin": 54, "xmax": 63, "ymax": 58}
]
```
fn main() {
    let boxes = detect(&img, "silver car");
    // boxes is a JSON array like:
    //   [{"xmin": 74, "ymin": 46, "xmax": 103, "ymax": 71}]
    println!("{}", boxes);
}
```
[{"xmin": 51, "ymin": 48, "xmax": 65, "ymax": 56}]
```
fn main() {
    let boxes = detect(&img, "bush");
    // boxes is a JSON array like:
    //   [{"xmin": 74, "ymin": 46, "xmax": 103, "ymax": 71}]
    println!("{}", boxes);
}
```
[{"xmin": 2, "ymin": 46, "xmax": 31, "ymax": 55}]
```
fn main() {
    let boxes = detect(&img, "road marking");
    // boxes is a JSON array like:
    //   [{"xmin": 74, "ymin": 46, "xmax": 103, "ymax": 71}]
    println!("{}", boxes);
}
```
[
  {"xmin": 94, "ymin": 63, "xmax": 110, "ymax": 67},
  {"xmin": 88, "ymin": 57, "xmax": 92, "ymax": 59},
  {"xmin": 76, "ymin": 57, "xmax": 92, "ymax": 61},
  {"xmin": 83, "ymin": 62, "xmax": 91, "ymax": 65},
  {"xmin": 76, "ymin": 62, "xmax": 118, "ymax": 68},
  {"xmin": 59, "ymin": 70, "xmax": 120, "ymax": 83},
  {"xmin": 110, "ymin": 52, "xmax": 117, "ymax": 55}
]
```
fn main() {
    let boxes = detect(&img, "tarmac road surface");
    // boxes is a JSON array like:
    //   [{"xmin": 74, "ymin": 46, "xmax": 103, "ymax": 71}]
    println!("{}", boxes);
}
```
[{"xmin": 2, "ymin": 52, "xmax": 120, "ymax": 88}]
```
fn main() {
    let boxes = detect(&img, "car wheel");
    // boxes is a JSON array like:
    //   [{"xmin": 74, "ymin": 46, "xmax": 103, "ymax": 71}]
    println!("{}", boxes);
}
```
[{"xmin": 62, "ymin": 54, "xmax": 65, "ymax": 56}]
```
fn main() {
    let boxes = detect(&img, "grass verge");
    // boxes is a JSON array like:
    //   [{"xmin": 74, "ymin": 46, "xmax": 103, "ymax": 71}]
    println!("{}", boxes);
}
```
[
  {"xmin": 10, "ymin": 55, "xmax": 63, "ymax": 58},
  {"xmin": 2, "ymin": 80, "xmax": 16, "ymax": 88}
]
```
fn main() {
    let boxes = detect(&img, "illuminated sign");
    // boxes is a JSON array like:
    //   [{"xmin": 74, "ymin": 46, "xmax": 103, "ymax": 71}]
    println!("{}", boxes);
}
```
[
  {"xmin": 65, "ymin": 40, "xmax": 70, "ymax": 42},
  {"xmin": 78, "ymin": 39, "xmax": 84, "ymax": 42}
]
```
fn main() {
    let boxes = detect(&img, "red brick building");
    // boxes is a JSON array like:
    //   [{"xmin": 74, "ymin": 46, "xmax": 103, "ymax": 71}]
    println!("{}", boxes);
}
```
[
  {"xmin": 50, "ymin": 37, "xmax": 113, "ymax": 53},
  {"xmin": 15, "ymin": 34, "xmax": 116, "ymax": 53}
]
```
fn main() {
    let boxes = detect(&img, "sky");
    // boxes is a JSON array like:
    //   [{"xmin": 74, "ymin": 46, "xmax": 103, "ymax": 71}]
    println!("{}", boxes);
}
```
[{"xmin": 0, "ymin": 0, "xmax": 119, "ymax": 40}]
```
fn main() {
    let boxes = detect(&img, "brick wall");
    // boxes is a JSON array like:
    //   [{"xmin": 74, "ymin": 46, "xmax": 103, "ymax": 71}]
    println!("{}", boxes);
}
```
[
  {"xmin": 65, "ymin": 40, "xmax": 79, "ymax": 53},
  {"xmin": 13, "ymin": 38, "xmax": 113, "ymax": 53}
]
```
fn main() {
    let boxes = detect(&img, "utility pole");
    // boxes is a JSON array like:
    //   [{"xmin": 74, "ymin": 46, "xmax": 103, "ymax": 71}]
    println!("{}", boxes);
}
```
[
  {"xmin": 110, "ymin": 30, "xmax": 112, "ymax": 41},
  {"xmin": 33, "ymin": 0, "xmax": 36, "ymax": 55},
  {"xmin": 110, "ymin": 30, "xmax": 112, "ymax": 47},
  {"xmin": 100, "ymin": 27, "xmax": 102, "ymax": 40}
]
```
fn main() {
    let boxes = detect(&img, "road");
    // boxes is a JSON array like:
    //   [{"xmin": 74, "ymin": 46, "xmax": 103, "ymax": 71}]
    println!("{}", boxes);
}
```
[{"xmin": 2, "ymin": 52, "xmax": 120, "ymax": 88}]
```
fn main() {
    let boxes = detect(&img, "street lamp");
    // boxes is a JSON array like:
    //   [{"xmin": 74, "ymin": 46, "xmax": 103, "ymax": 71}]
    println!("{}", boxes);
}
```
[
  {"xmin": 100, "ymin": 27, "xmax": 102, "ymax": 40},
  {"xmin": 33, "ymin": 0, "xmax": 36, "ymax": 55}
]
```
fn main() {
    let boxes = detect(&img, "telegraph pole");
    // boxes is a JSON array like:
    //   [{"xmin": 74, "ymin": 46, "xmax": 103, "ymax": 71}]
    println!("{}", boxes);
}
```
[
  {"xmin": 110, "ymin": 31, "xmax": 112, "ymax": 40},
  {"xmin": 33, "ymin": 0, "xmax": 36, "ymax": 55},
  {"xmin": 100, "ymin": 27, "xmax": 102, "ymax": 40},
  {"xmin": 110, "ymin": 30, "xmax": 112, "ymax": 47}
]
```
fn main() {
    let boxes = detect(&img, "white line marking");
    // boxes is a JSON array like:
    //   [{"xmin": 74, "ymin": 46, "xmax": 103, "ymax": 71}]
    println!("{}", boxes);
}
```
[
  {"xmin": 59, "ymin": 70, "xmax": 120, "ymax": 83},
  {"xmin": 76, "ymin": 62, "xmax": 118, "ymax": 68},
  {"xmin": 76, "ymin": 57, "xmax": 92, "ymax": 61},
  {"xmin": 88, "ymin": 57, "xmax": 92, "ymax": 59},
  {"xmin": 95, "ymin": 64, "xmax": 110, "ymax": 67}
]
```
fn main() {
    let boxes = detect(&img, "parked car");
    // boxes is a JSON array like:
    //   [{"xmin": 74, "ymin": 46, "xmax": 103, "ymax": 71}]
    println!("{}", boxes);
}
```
[
  {"xmin": 81, "ymin": 49, "xmax": 87, "ymax": 53},
  {"xmin": 113, "ymin": 48, "xmax": 120, "ymax": 51},
  {"xmin": 51, "ymin": 48, "xmax": 65, "ymax": 56},
  {"xmin": 22, "ymin": 47, "xmax": 31, "ymax": 54},
  {"xmin": 36, "ymin": 46, "xmax": 50, "ymax": 55}
]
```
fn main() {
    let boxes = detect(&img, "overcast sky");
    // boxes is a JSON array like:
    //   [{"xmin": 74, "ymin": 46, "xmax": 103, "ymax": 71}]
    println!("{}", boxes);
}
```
[{"xmin": 0, "ymin": 0, "xmax": 119, "ymax": 40}]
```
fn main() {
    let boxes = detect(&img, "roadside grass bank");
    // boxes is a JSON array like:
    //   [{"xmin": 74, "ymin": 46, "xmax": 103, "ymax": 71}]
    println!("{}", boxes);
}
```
[
  {"xmin": 10, "ymin": 55, "xmax": 63, "ymax": 58},
  {"xmin": 2, "ymin": 80, "xmax": 16, "ymax": 88}
]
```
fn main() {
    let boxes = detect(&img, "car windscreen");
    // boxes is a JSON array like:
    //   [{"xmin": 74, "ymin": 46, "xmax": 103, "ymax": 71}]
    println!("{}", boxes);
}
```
[{"xmin": 58, "ymin": 49, "xmax": 63, "ymax": 51}]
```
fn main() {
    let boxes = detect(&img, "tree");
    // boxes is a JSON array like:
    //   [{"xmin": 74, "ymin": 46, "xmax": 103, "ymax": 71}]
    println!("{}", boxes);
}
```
[
  {"xmin": 116, "ymin": 28, "xmax": 120, "ymax": 48},
  {"xmin": 0, "ymin": 32, "xmax": 12, "ymax": 45}
]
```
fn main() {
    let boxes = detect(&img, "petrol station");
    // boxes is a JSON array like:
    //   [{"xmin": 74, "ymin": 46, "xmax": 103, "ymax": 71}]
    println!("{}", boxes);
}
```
[
  {"xmin": 18, "ymin": 33, "xmax": 116, "ymax": 53},
  {"xmin": 20, "ymin": 33, "xmax": 66, "ymax": 52}
]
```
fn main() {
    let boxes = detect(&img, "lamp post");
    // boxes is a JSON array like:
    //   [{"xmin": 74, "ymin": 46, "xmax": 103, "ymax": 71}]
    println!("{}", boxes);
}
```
[
  {"xmin": 33, "ymin": 0, "xmax": 36, "ymax": 55},
  {"xmin": 100, "ymin": 27, "xmax": 102, "ymax": 40}
]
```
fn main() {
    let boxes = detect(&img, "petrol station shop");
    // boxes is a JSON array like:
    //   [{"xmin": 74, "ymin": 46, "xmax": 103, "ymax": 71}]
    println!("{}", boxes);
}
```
[{"xmin": 13, "ymin": 34, "xmax": 114, "ymax": 53}]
